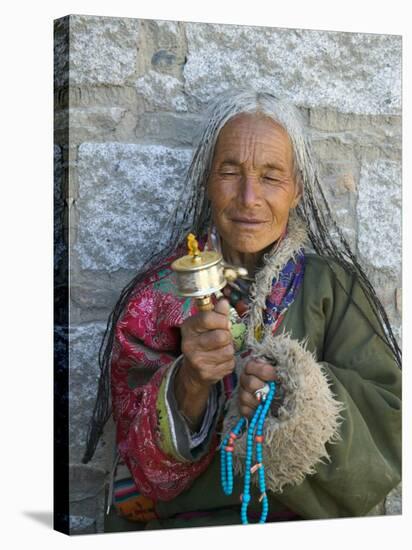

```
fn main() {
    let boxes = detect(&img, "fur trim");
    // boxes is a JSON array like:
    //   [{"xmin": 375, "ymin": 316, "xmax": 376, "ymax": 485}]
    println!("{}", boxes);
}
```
[
  {"xmin": 222, "ymin": 330, "xmax": 344, "ymax": 493},
  {"xmin": 246, "ymin": 211, "xmax": 309, "ymax": 346}
]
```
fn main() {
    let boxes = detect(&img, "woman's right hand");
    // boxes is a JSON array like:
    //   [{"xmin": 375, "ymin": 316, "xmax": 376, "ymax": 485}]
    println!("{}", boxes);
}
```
[
  {"xmin": 179, "ymin": 297, "xmax": 235, "ymax": 390},
  {"xmin": 174, "ymin": 297, "xmax": 235, "ymax": 431}
]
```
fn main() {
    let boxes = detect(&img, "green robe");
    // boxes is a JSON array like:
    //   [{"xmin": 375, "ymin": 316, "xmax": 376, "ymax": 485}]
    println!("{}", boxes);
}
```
[{"xmin": 144, "ymin": 253, "xmax": 401, "ymax": 529}]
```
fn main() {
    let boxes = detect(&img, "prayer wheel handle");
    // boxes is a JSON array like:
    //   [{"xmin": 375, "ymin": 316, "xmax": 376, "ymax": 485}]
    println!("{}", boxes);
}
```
[{"xmin": 195, "ymin": 295, "xmax": 215, "ymax": 312}]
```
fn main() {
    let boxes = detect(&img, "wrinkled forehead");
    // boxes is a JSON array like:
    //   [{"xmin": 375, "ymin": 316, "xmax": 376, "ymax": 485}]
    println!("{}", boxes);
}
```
[{"xmin": 213, "ymin": 112, "xmax": 294, "ymax": 164}]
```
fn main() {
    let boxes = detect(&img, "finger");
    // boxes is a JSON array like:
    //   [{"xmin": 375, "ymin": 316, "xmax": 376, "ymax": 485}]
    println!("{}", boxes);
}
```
[
  {"xmin": 239, "ymin": 372, "xmax": 267, "ymax": 395},
  {"xmin": 213, "ymin": 297, "xmax": 230, "ymax": 317},
  {"xmin": 239, "ymin": 387, "xmax": 259, "ymax": 410},
  {"xmin": 244, "ymin": 359, "xmax": 281, "ymax": 382},
  {"xmin": 239, "ymin": 391, "xmax": 259, "ymax": 419},
  {"xmin": 198, "ymin": 329, "xmax": 233, "ymax": 351},
  {"xmin": 208, "ymin": 347, "xmax": 235, "ymax": 368},
  {"xmin": 191, "ymin": 345, "xmax": 234, "ymax": 368},
  {"xmin": 239, "ymin": 404, "xmax": 256, "ymax": 420},
  {"xmin": 195, "ymin": 358, "xmax": 235, "ymax": 384},
  {"xmin": 215, "ymin": 358, "xmax": 236, "ymax": 377},
  {"xmin": 190, "ymin": 358, "xmax": 236, "ymax": 385},
  {"xmin": 189, "ymin": 308, "xmax": 231, "ymax": 333}
]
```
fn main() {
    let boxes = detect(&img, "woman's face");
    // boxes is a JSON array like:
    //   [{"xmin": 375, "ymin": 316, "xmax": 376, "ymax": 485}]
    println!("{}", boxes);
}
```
[{"xmin": 207, "ymin": 113, "xmax": 302, "ymax": 256}]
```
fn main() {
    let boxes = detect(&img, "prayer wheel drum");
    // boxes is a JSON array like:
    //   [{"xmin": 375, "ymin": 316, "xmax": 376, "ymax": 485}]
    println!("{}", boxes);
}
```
[
  {"xmin": 171, "ymin": 248, "xmax": 247, "ymax": 311},
  {"xmin": 171, "ymin": 251, "xmax": 225, "ymax": 311}
]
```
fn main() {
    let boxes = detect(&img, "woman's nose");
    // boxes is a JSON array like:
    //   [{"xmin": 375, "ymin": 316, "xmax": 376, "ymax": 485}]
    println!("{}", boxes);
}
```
[{"xmin": 240, "ymin": 175, "xmax": 261, "ymax": 207}]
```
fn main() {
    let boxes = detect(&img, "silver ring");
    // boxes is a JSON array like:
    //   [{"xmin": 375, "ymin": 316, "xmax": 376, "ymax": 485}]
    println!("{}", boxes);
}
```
[{"xmin": 254, "ymin": 384, "xmax": 270, "ymax": 402}]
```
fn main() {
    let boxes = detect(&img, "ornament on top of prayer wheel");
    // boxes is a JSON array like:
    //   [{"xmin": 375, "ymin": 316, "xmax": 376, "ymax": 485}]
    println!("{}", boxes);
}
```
[{"xmin": 171, "ymin": 233, "xmax": 248, "ymax": 311}]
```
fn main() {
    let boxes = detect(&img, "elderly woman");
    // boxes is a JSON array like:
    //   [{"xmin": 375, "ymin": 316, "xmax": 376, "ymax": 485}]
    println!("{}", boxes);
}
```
[{"xmin": 83, "ymin": 90, "xmax": 401, "ymax": 531}]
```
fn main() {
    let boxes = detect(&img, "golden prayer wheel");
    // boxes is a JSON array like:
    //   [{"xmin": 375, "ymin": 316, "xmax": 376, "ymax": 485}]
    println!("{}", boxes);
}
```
[{"xmin": 171, "ymin": 234, "xmax": 248, "ymax": 311}]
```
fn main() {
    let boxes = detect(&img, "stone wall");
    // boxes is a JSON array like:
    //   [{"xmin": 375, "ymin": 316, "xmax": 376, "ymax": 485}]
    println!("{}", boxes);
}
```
[{"xmin": 54, "ymin": 14, "xmax": 402, "ymax": 534}]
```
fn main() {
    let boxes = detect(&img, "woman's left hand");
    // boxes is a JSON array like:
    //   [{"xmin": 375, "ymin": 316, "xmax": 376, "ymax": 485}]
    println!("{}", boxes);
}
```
[{"xmin": 238, "ymin": 358, "xmax": 283, "ymax": 419}]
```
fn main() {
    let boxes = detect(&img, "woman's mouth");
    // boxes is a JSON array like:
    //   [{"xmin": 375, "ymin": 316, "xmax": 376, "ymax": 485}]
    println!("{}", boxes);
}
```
[{"xmin": 231, "ymin": 217, "xmax": 266, "ymax": 227}]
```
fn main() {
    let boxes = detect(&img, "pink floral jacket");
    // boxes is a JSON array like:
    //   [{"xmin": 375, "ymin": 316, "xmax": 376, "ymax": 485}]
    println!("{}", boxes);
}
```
[{"xmin": 110, "ymin": 244, "xmax": 223, "ymax": 502}]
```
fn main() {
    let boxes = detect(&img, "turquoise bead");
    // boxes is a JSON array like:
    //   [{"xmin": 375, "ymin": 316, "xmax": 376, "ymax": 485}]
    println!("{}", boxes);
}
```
[{"xmin": 220, "ymin": 381, "xmax": 276, "ymax": 524}]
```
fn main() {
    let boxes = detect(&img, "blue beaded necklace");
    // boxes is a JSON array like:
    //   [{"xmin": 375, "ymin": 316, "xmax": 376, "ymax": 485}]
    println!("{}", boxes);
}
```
[{"xmin": 220, "ymin": 381, "xmax": 277, "ymax": 525}]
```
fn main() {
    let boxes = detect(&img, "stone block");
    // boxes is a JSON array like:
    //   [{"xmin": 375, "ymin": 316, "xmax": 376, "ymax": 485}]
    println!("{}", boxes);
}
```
[
  {"xmin": 395, "ymin": 288, "xmax": 402, "ymax": 314},
  {"xmin": 70, "ymin": 284, "xmax": 125, "ymax": 325},
  {"xmin": 316, "ymin": 159, "xmax": 359, "ymax": 251},
  {"xmin": 69, "ymin": 268, "xmax": 138, "ymax": 324},
  {"xmin": 54, "ymin": 17, "xmax": 69, "ymax": 88},
  {"xmin": 385, "ymin": 483, "xmax": 402, "ymax": 515},
  {"xmin": 139, "ymin": 19, "xmax": 187, "ymax": 79},
  {"xmin": 310, "ymin": 134, "xmax": 360, "ymax": 164},
  {"xmin": 70, "ymin": 284, "xmax": 121, "ymax": 312},
  {"xmin": 67, "ymin": 85, "xmax": 139, "ymax": 111},
  {"xmin": 55, "ymin": 107, "xmax": 128, "ymax": 143},
  {"xmin": 184, "ymin": 23, "xmax": 401, "ymax": 115},
  {"xmin": 309, "ymin": 109, "xmax": 401, "ymax": 136},
  {"xmin": 69, "ymin": 322, "xmax": 107, "ymax": 466},
  {"xmin": 55, "ymin": 324, "xmax": 69, "ymax": 449},
  {"xmin": 69, "ymin": 515, "xmax": 96, "ymax": 535},
  {"xmin": 54, "ymin": 145, "xmax": 66, "ymax": 278},
  {"xmin": 135, "ymin": 70, "xmax": 187, "ymax": 112},
  {"xmin": 75, "ymin": 142, "xmax": 192, "ymax": 272},
  {"xmin": 134, "ymin": 112, "xmax": 203, "ymax": 146},
  {"xmin": 68, "ymin": 15, "xmax": 140, "ymax": 86},
  {"xmin": 311, "ymin": 130, "xmax": 400, "ymax": 165},
  {"xmin": 69, "ymin": 463, "xmax": 107, "ymax": 534},
  {"xmin": 309, "ymin": 109, "xmax": 358, "ymax": 132},
  {"xmin": 152, "ymin": 50, "xmax": 177, "ymax": 68},
  {"xmin": 357, "ymin": 160, "xmax": 401, "ymax": 277}
]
